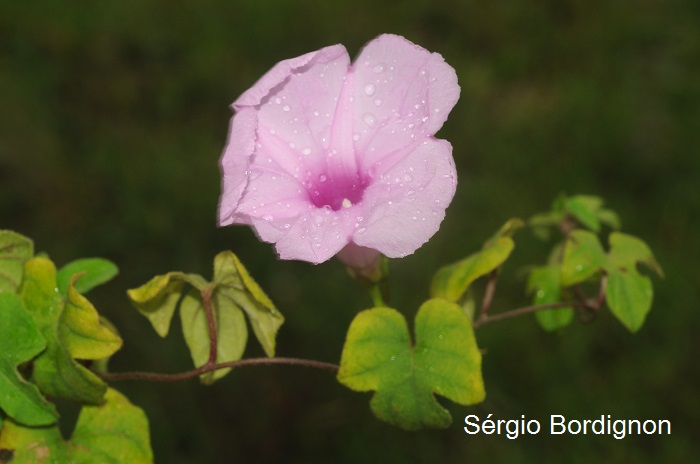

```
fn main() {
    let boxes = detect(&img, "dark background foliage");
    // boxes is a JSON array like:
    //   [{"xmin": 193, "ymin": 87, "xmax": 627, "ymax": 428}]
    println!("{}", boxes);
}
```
[{"xmin": 1, "ymin": 1, "xmax": 698, "ymax": 462}]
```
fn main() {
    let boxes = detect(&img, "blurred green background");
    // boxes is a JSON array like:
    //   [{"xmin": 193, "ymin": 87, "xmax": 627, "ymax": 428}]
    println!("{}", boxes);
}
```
[{"xmin": 1, "ymin": 0, "xmax": 698, "ymax": 462}]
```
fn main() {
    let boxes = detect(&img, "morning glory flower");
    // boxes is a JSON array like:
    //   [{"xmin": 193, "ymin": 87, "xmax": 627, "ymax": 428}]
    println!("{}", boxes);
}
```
[{"xmin": 218, "ymin": 34, "xmax": 459, "ymax": 265}]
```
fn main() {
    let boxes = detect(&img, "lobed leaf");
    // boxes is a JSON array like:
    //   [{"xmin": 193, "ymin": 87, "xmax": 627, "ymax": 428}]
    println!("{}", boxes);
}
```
[
  {"xmin": 608, "ymin": 232, "xmax": 664, "ymax": 277},
  {"xmin": 127, "ymin": 273, "xmax": 187, "ymax": 337},
  {"xmin": 214, "ymin": 251, "xmax": 283, "ymax": 357},
  {"xmin": 0, "ymin": 230, "xmax": 33, "ymax": 293},
  {"xmin": 56, "ymin": 258, "xmax": 119, "ymax": 297},
  {"xmin": 0, "ymin": 293, "xmax": 57, "ymax": 426},
  {"xmin": 0, "ymin": 388, "xmax": 153, "ymax": 463},
  {"xmin": 338, "ymin": 299, "xmax": 484, "ymax": 430},
  {"xmin": 603, "ymin": 232, "xmax": 661, "ymax": 332}
]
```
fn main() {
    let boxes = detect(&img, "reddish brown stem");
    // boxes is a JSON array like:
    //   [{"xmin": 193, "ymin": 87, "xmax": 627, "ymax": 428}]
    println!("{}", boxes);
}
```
[
  {"xmin": 98, "ymin": 357, "xmax": 339, "ymax": 382},
  {"xmin": 201, "ymin": 287, "xmax": 218, "ymax": 364}
]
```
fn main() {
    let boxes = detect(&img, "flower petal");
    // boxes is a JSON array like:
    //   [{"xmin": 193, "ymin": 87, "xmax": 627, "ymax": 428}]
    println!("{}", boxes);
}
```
[
  {"xmin": 352, "ymin": 138, "xmax": 457, "ymax": 258},
  {"xmin": 274, "ymin": 208, "xmax": 357, "ymax": 264},
  {"xmin": 243, "ymin": 45, "xmax": 352, "ymax": 182},
  {"xmin": 350, "ymin": 34, "xmax": 460, "ymax": 170},
  {"xmin": 218, "ymin": 108, "xmax": 257, "ymax": 226}
]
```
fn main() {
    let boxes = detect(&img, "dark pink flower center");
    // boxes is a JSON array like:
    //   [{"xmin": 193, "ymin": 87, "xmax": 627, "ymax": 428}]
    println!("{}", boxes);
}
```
[{"xmin": 308, "ymin": 173, "xmax": 369, "ymax": 211}]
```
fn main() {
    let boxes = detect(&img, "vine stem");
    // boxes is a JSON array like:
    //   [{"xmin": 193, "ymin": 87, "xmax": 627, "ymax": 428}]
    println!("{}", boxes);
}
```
[
  {"xmin": 473, "ymin": 301, "xmax": 587, "ymax": 328},
  {"xmin": 201, "ymin": 287, "xmax": 218, "ymax": 364},
  {"xmin": 98, "ymin": 357, "xmax": 339, "ymax": 383}
]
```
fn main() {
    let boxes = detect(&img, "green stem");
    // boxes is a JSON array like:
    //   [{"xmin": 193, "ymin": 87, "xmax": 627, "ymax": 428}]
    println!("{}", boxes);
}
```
[{"xmin": 369, "ymin": 282, "xmax": 386, "ymax": 307}]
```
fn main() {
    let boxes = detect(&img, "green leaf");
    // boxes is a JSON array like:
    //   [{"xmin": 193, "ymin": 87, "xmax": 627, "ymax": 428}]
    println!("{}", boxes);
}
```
[
  {"xmin": 0, "ymin": 388, "xmax": 153, "ymax": 463},
  {"xmin": 19, "ymin": 258, "xmax": 111, "ymax": 404},
  {"xmin": 598, "ymin": 209, "xmax": 621, "ymax": 230},
  {"xmin": 56, "ymin": 258, "xmax": 118, "ymax": 297},
  {"xmin": 0, "ymin": 293, "xmax": 58, "ymax": 426},
  {"xmin": 337, "ymin": 299, "xmax": 485, "ymax": 430},
  {"xmin": 527, "ymin": 265, "xmax": 573, "ymax": 331},
  {"xmin": 560, "ymin": 230, "xmax": 608, "ymax": 287},
  {"xmin": 214, "ymin": 251, "xmax": 283, "ymax": 357},
  {"xmin": 431, "ymin": 237, "xmax": 514, "ymax": 302},
  {"xmin": 180, "ymin": 291, "xmax": 247, "ymax": 384},
  {"xmin": 605, "ymin": 270, "xmax": 653, "ymax": 333},
  {"xmin": 0, "ymin": 230, "xmax": 33, "ymax": 293},
  {"xmin": 603, "ymin": 232, "xmax": 662, "ymax": 332},
  {"xmin": 60, "ymin": 276, "xmax": 123, "ymax": 360},
  {"xmin": 564, "ymin": 195, "xmax": 603, "ymax": 232},
  {"xmin": 127, "ymin": 273, "xmax": 186, "ymax": 337},
  {"xmin": 608, "ymin": 232, "xmax": 664, "ymax": 278}
]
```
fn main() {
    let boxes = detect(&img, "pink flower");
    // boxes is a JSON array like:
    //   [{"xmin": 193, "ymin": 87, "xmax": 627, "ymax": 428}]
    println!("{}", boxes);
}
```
[{"xmin": 218, "ymin": 34, "xmax": 459, "ymax": 265}]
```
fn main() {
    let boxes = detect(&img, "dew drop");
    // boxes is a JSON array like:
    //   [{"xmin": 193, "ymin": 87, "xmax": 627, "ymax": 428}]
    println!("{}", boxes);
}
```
[
  {"xmin": 357, "ymin": 227, "xmax": 366, "ymax": 234},
  {"xmin": 319, "ymin": 174, "xmax": 327, "ymax": 182},
  {"xmin": 404, "ymin": 174, "xmax": 413, "ymax": 182},
  {"xmin": 374, "ymin": 98, "xmax": 382, "ymax": 107},
  {"xmin": 289, "ymin": 142, "xmax": 296, "ymax": 149},
  {"xmin": 390, "ymin": 355, "xmax": 396, "ymax": 361},
  {"xmin": 302, "ymin": 147, "xmax": 312, "ymax": 155},
  {"xmin": 269, "ymin": 128, "xmax": 276, "ymax": 135},
  {"xmin": 282, "ymin": 105, "xmax": 291, "ymax": 112},
  {"xmin": 363, "ymin": 83, "xmax": 376, "ymax": 96},
  {"xmin": 352, "ymin": 133, "xmax": 360, "ymax": 141},
  {"xmin": 363, "ymin": 113, "xmax": 376, "ymax": 127},
  {"xmin": 314, "ymin": 242, "xmax": 322, "ymax": 249},
  {"xmin": 283, "ymin": 223, "xmax": 291, "ymax": 229},
  {"xmin": 373, "ymin": 63, "xmax": 385, "ymax": 74},
  {"xmin": 274, "ymin": 97, "xmax": 282, "ymax": 104},
  {"xmin": 262, "ymin": 215, "xmax": 274, "ymax": 222}
]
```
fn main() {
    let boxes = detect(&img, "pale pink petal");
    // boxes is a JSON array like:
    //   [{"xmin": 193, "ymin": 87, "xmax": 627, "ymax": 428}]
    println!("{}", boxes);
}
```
[
  {"xmin": 352, "ymin": 138, "xmax": 457, "ymax": 258},
  {"xmin": 218, "ymin": 108, "xmax": 257, "ymax": 226},
  {"xmin": 250, "ymin": 46, "xmax": 352, "ymax": 182},
  {"xmin": 350, "ymin": 34, "xmax": 460, "ymax": 170},
  {"xmin": 274, "ymin": 208, "xmax": 358, "ymax": 264}
]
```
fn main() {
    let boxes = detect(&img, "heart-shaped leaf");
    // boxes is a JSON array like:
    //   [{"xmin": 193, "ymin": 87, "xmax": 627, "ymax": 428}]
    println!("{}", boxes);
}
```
[{"xmin": 338, "ymin": 299, "xmax": 485, "ymax": 430}]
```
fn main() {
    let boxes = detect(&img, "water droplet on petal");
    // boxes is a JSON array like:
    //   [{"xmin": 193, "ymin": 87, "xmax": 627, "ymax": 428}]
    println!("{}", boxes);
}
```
[
  {"xmin": 353, "ymin": 133, "xmax": 360, "ymax": 141},
  {"xmin": 302, "ymin": 147, "xmax": 312, "ymax": 155},
  {"xmin": 269, "ymin": 128, "xmax": 275, "ymax": 135},
  {"xmin": 373, "ymin": 63, "xmax": 385, "ymax": 73},
  {"xmin": 282, "ymin": 105, "xmax": 291, "ymax": 112},
  {"xmin": 283, "ymin": 223, "xmax": 291, "ymax": 229},
  {"xmin": 357, "ymin": 227, "xmax": 366, "ymax": 234},
  {"xmin": 263, "ymin": 215, "xmax": 274, "ymax": 222},
  {"xmin": 274, "ymin": 97, "xmax": 282, "ymax": 104},
  {"xmin": 314, "ymin": 242, "xmax": 321, "ymax": 249},
  {"xmin": 404, "ymin": 174, "xmax": 413, "ymax": 182},
  {"xmin": 364, "ymin": 83, "xmax": 376, "ymax": 96},
  {"xmin": 363, "ymin": 113, "xmax": 376, "ymax": 127},
  {"xmin": 374, "ymin": 98, "xmax": 382, "ymax": 107},
  {"xmin": 319, "ymin": 174, "xmax": 327, "ymax": 182}
]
